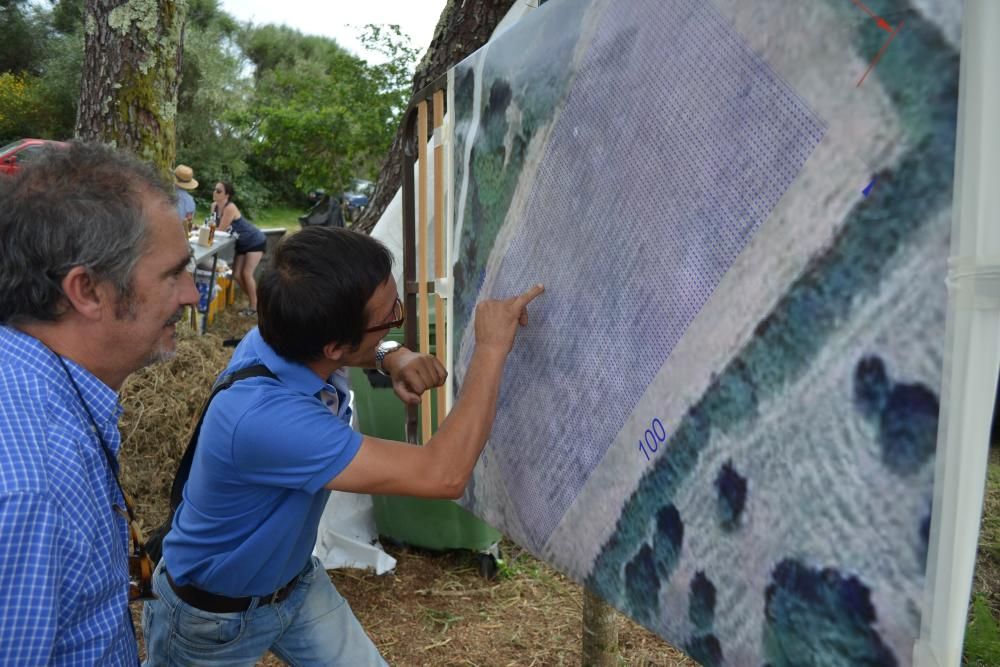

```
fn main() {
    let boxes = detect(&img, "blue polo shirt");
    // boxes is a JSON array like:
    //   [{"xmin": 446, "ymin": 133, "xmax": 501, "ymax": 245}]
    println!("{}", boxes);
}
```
[{"xmin": 163, "ymin": 328, "xmax": 362, "ymax": 597}]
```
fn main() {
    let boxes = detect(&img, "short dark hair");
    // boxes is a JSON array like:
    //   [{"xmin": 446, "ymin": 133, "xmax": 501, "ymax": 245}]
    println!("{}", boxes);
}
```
[
  {"xmin": 0, "ymin": 141, "xmax": 173, "ymax": 325},
  {"xmin": 257, "ymin": 227, "xmax": 394, "ymax": 362}
]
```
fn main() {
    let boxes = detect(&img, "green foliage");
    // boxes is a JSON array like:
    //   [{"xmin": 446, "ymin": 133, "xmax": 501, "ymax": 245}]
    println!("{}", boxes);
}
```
[
  {"xmin": 358, "ymin": 24, "xmax": 419, "ymax": 116},
  {"xmin": 27, "ymin": 29, "xmax": 82, "ymax": 139},
  {"xmin": 0, "ymin": 0, "xmax": 45, "ymax": 74},
  {"xmin": 0, "ymin": 0, "xmax": 415, "ymax": 208},
  {"xmin": 0, "ymin": 2, "xmax": 80, "ymax": 143},
  {"xmin": 240, "ymin": 23, "xmax": 348, "ymax": 77},
  {"xmin": 49, "ymin": 0, "xmax": 84, "ymax": 35},
  {"xmin": 174, "ymin": 10, "xmax": 258, "ymax": 207},
  {"xmin": 243, "ymin": 22, "xmax": 416, "ymax": 193},
  {"xmin": 184, "ymin": 0, "xmax": 237, "ymax": 34},
  {"xmin": 0, "ymin": 72, "xmax": 34, "ymax": 139}
]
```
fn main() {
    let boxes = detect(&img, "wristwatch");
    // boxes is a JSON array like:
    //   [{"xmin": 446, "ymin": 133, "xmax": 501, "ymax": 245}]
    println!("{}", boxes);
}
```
[{"xmin": 375, "ymin": 341, "xmax": 403, "ymax": 376}]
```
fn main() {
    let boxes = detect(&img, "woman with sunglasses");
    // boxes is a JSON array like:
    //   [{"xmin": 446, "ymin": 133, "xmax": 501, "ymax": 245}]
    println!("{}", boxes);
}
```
[{"xmin": 211, "ymin": 181, "xmax": 267, "ymax": 317}]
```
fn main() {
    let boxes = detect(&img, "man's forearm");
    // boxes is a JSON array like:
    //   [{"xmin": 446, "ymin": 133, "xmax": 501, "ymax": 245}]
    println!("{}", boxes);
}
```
[{"xmin": 422, "ymin": 346, "xmax": 507, "ymax": 496}]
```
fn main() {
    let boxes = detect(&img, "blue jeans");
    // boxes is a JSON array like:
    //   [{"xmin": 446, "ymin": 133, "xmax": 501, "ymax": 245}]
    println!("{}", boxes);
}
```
[{"xmin": 142, "ymin": 557, "xmax": 386, "ymax": 666}]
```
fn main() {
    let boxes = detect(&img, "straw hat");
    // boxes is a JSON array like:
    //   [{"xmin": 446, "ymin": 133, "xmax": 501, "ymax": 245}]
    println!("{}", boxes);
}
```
[{"xmin": 174, "ymin": 165, "xmax": 198, "ymax": 190}]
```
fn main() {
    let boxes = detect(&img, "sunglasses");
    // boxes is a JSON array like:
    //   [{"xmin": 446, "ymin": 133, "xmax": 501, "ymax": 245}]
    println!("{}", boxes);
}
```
[{"xmin": 363, "ymin": 296, "xmax": 405, "ymax": 334}]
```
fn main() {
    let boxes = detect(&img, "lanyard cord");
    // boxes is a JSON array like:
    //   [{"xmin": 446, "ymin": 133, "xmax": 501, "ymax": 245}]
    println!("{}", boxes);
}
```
[
  {"xmin": 55, "ymin": 356, "xmax": 135, "ymax": 522},
  {"xmin": 55, "ymin": 355, "xmax": 141, "ymax": 657}
]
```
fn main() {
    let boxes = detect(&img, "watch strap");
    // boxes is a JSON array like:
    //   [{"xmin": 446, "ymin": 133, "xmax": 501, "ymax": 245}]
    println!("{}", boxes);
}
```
[{"xmin": 375, "ymin": 341, "xmax": 403, "ymax": 376}]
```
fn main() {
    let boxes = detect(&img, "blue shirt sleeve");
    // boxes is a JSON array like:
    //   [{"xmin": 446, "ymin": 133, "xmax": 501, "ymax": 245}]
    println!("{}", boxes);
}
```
[
  {"xmin": 0, "ymin": 493, "xmax": 61, "ymax": 664},
  {"xmin": 230, "ymin": 393, "xmax": 362, "ymax": 494}
]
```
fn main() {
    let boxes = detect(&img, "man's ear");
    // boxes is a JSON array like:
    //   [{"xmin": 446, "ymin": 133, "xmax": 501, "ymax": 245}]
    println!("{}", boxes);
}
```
[
  {"xmin": 61, "ymin": 266, "xmax": 110, "ymax": 320},
  {"xmin": 321, "ymin": 340, "xmax": 348, "ymax": 361}
]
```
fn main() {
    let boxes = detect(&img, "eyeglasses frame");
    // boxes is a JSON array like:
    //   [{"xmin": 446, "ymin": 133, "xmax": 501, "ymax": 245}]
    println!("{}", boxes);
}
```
[{"xmin": 363, "ymin": 296, "xmax": 405, "ymax": 334}]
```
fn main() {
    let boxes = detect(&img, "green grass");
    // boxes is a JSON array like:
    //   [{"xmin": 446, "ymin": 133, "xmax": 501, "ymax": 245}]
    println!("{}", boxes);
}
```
[
  {"xmin": 192, "ymin": 204, "xmax": 301, "ymax": 231},
  {"xmin": 252, "ymin": 205, "xmax": 302, "ymax": 230},
  {"xmin": 966, "ymin": 595, "xmax": 1000, "ymax": 666},
  {"xmin": 966, "ymin": 451, "xmax": 1000, "ymax": 664},
  {"xmin": 980, "ymin": 458, "xmax": 1000, "ymax": 561}
]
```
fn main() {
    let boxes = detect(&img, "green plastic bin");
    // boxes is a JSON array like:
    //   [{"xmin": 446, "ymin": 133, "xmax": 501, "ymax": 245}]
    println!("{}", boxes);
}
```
[{"xmin": 348, "ymin": 324, "xmax": 502, "ymax": 559}]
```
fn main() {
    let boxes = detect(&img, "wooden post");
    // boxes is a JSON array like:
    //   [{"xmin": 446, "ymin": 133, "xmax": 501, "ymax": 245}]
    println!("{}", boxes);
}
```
[
  {"xmin": 582, "ymin": 590, "xmax": 620, "ymax": 666},
  {"xmin": 417, "ymin": 100, "xmax": 433, "ymax": 444},
  {"xmin": 401, "ymin": 108, "xmax": 419, "ymax": 443},
  {"xmin": 433, "ymin": 89, "xmax": 448, "ymax": 425}
]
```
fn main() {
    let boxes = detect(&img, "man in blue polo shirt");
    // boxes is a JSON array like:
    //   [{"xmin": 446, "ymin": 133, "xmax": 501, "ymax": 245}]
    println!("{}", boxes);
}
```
[
  {"xmin": 0, "ymin": 142, "xmax": 200, "ymax": 664},
  {"xmin": 143, "ymin": 227, "xmax": 544, "ymax": 665}
]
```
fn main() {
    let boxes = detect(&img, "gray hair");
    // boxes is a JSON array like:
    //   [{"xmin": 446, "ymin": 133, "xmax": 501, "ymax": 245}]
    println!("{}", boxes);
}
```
[{"xmin": 0, "ymin": 141, "xmax": 174, "ymax": 325}]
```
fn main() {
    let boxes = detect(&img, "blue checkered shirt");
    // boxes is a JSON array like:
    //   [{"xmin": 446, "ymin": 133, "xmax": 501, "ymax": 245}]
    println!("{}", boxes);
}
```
[{"xmin": 0, "ymin": 326, "xmax": 138, "ymax": 665}]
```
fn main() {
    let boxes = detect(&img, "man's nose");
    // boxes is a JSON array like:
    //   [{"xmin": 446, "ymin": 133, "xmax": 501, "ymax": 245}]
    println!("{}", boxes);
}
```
[{"xmin": 181, "ymin": 271, "xmax": 200, "ymax": 307}]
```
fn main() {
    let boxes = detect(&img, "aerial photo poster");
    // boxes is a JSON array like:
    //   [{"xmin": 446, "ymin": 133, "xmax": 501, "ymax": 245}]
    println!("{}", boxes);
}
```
[{"xmin": 447, "ymin": 0, "xmax": 962, "ymax": 664}]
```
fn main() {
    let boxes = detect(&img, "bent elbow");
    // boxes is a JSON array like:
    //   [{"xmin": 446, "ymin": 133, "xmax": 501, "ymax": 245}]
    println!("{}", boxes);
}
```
[
  {"xmin": 438, "ymin": 477, "xmax": 466, "ymax": 500},
  {"xmin": 446, "ymin": 485, "xmax": 465, "ymax": 501}
]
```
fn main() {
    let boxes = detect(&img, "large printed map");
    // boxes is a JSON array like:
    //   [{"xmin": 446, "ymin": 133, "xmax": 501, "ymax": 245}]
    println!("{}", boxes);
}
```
[{"xmin": 450, "ymin": 0, "xmax": 961, "ymax": 664}]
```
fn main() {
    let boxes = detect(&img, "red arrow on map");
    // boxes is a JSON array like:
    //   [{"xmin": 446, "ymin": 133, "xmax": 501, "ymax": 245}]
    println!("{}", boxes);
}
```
[{"xmin": 851, "ymin": 0, "xmax": 896, "ymax": 33}]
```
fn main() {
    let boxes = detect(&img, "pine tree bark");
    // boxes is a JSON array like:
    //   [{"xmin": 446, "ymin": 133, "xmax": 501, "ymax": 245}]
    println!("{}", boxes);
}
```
[
  {"xmin": 355, "ymin": 0, "xmax": 517, "ymax": 234},
  {"xmin": 76, "ymin": 0, "xmax": 187, "ymax": 177},
  {"xmin": 582, "ymin": 589, "xmax": 620, "ymax": 666}
]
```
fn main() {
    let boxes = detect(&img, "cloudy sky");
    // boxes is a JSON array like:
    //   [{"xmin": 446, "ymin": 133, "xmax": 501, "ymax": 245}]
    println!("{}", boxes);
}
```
[{"xmin": 218, "ymin": 0, "xmax": 448, "ymax": 60}]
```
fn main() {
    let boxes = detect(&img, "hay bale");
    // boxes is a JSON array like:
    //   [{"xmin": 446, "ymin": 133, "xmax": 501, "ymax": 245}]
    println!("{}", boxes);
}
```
[{"xmin": 118, "ymin": 328, "xmax": 234, "ymax": 531}]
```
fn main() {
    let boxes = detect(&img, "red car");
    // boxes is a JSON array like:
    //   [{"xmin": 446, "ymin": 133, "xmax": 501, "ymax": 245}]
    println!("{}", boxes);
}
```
[{"xmin": 0, "ymin": 139, "xmax": 67, "ymax": 176}]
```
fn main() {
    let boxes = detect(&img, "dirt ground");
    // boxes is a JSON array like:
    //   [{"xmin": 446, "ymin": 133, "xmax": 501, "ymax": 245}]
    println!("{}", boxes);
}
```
[
  {"xmin": 130, "ymin": 539, "xmax": 691, "ymax": 666},
  {"xmin": 121, "ymin": 298, "xmax": 693, "ymax": 666}
]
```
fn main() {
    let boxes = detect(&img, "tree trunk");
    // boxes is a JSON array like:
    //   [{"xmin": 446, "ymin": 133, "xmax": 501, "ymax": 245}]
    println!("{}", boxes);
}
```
[
  {"xmin": 582, "ymin": 589, "xmax": 620, "ymax": 666},
  {"xmin": 76, "ymin": 0, "xmax": 187, "ymax": 178},
  {"xmin": 355, "ymin": 0, "xmax": 517, "ymax": 234}
]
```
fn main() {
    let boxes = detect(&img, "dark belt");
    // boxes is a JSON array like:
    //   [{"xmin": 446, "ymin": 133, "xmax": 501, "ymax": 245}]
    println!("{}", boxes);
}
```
[{"xmin": 165, "ymin": 568, "xmax": 300, "ymax": 614}]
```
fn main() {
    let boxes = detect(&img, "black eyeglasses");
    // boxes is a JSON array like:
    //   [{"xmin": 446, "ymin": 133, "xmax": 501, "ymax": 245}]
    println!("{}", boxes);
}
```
[
  {"xmin": 214, "ymin": 188, "xmax": 224, "ymax": 194},
  {"xmin": 364, "ymin": 297, "xmax": 405, "ymax": 333}
]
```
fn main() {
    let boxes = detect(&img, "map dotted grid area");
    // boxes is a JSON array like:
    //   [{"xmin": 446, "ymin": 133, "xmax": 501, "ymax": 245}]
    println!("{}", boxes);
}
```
[{"xmin": 477, "ymin": 0, "xmax": 826, "ymax": 552}]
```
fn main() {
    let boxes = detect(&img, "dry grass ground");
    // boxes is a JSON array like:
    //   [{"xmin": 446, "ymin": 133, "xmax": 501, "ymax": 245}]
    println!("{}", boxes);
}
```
[
  {"xmin": 120, "ymin": 298, "xmax": 691, "ymax": 665},
  {"xmin": 972, "ymin": 452, "xmax": 1000, "ymax": 616}
]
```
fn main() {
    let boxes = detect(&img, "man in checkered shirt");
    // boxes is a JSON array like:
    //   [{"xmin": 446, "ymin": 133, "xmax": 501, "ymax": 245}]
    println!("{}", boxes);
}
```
[{"xmin": 0, "ymin": 142, "xmax": 199, "ymax": 664}]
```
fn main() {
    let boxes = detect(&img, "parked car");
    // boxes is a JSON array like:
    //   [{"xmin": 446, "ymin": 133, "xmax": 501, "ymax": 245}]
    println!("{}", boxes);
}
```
[
  {"xmin": 0, "ymin": 139, "xmax": 67, "ymax": 176},
  {"xmin": 343, "ymin": 178, "xmax": 374, "ymax": 222}
]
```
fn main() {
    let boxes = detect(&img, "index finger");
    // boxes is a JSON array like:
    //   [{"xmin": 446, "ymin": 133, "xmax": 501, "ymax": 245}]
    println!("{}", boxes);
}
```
[{"xmin": 512, "ymin": 283, "xmax": 545, "ymax": 309}]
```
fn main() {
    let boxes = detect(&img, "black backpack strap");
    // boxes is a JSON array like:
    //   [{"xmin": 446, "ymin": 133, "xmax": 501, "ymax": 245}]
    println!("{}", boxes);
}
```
[
  {"xmin": 145, "ymin": 363, "xmax": 277, "ymax": 565},
  {"xmin": 168, "ymin": 363, "xmax": 277, "ymax": 511}
]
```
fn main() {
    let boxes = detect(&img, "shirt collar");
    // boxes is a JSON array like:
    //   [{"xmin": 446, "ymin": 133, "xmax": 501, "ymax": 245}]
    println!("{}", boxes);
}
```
[
  {"xmin": 0, "ymin": 325, "xmax": 123, "ymax": 435},
  {"xmin": 244, "ymin": 327, "xmax": 329, "ymax": 396}
]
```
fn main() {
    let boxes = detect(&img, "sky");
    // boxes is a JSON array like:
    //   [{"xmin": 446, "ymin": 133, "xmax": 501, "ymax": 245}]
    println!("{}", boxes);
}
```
[{"xmin": 218, "ymin": 0, "xmax": 449, "ymax": 61}]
